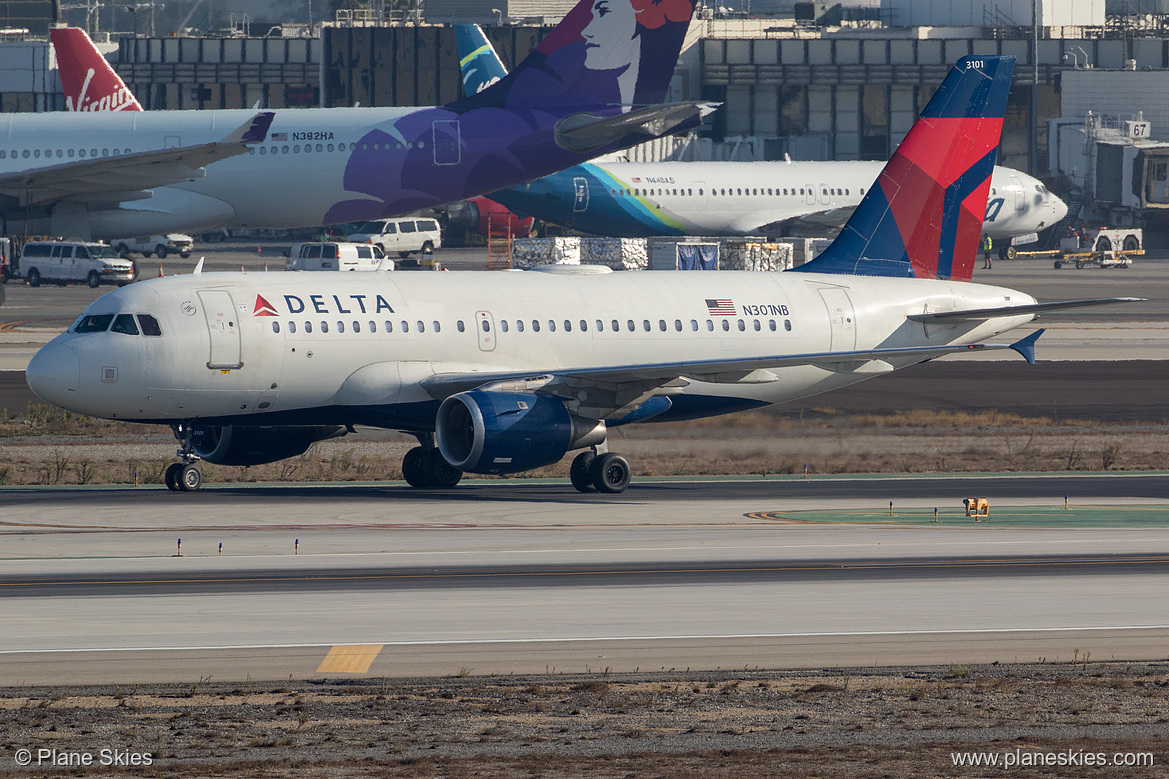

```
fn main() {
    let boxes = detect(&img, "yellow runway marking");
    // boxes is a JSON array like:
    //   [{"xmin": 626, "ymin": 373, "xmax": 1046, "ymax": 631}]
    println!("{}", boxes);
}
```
[{"xmin": 316, "ymin": 644, "xmax": 383, "ymax": 674}]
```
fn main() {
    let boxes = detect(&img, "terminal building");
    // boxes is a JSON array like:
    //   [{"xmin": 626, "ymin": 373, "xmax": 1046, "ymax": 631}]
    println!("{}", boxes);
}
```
[{"xmin": 3, "ymin": 0, "xmax": 1169, "ymax": 225}]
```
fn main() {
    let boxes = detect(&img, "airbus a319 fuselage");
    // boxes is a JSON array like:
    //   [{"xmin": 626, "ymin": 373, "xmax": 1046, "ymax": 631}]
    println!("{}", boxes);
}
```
[{"xmin": 30, "ymin": 268, "xmax": 1036, "ymax": 428}]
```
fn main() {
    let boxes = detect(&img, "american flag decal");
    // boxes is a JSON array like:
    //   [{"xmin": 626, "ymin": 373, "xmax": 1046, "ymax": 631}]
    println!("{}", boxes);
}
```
[
  {"xmin": 706, "ymin": 299, "xmax": 735, "ymax": 316},
  {"xmin": 271, "ymin": 132, "xmax": 288, "ymax": 141}
]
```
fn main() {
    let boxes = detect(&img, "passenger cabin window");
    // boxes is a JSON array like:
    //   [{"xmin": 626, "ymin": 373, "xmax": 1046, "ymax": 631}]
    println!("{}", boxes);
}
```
[
  {"xmin": 110, "ymin": 314, "xmax": 139, "ymax": 335},
  {"xmin": 74, "ymin": 313, "xmax": 115, "ymax": 333},
  {"xmin": 137, "ymin": 314, "xmax": 162, "ymax": 336}
]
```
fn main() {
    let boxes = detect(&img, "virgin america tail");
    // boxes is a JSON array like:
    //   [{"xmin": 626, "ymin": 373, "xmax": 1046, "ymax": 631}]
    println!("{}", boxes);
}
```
[{"xmin": 50, "ymin": 27, "xmax": 143, "ymax": 112}]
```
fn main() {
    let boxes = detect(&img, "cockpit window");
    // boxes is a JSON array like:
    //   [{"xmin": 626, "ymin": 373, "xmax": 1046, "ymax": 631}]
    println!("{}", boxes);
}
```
[
  {"xmin": 110, "ymin": 314, "xmax": 139, "ymax": 335},
  {"xmin": 137, "ymin": 314, "xmax": 162, "ymax": 336},
  {"xmin": 73, "ymin": 313, "xmax": 115, "ymax": 333}
]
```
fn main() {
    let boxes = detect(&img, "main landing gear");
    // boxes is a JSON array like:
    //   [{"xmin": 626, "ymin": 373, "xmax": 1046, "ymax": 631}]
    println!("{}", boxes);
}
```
[
  {"xmin": 570, "ymin": 445, "xmax": 631, "ymax": 494},
  {"xmin": 401, "ymin": 434, "xmax": 463, "ymax": 489},
  {"xmin": 165, "ymin": 423, "xmax": 204, "ymax": 492}
]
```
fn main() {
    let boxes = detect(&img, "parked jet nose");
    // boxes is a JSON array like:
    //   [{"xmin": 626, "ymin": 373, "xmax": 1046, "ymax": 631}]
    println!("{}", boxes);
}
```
[
  {"xmin": 1050, "ymin": 193, "xmax": 1069, "ymax": 224},
  {"xmin": 26, "ymin": 340, "xmax": 81, "ymax": 410}
]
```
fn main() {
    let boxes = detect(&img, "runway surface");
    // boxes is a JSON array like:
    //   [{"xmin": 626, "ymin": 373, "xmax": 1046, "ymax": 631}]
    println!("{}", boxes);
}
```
[{"xmin": 3, "ymin": 474, "xmax": 1169, "ymax": 685}]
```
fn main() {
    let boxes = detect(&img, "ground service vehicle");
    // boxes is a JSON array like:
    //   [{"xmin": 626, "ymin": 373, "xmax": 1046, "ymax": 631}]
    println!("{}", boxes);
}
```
[
  {"xmin": 285, "ymin": 242, "xmax": 390, "ymax": 271},
  {"xmin": 115, "ymin": 234, "xmax": 194, "ymax": 259},
  {"xmin": 20, "ymin": 241, "xmax": 137, "ymax": 287},
  {"xmin": 348, "ymin": 218, "xmax": 442, "ymax": 258}
]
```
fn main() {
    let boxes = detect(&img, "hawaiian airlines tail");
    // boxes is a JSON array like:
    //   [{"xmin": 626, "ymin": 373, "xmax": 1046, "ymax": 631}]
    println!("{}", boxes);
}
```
[
  {"xmin": 451, "ymin": 0, "xmax": 698, "ymax": 117},
  {"xmin": 800, "ymin": 56, "xmax": 1014, "ymax": 281},
  {"xmin": 50, "ymin": 26, "xmax": 143, "ymax": 112}
]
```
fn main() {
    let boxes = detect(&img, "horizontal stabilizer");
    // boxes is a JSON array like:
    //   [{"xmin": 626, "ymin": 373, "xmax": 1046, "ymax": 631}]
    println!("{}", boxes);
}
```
[
  {"xmin": 907, "ymin": 297, "xmax": 1143, "ymax": 322},
  {"xmin": 554, "ymin": 103, "xmax": 718, "ymax": 154}
]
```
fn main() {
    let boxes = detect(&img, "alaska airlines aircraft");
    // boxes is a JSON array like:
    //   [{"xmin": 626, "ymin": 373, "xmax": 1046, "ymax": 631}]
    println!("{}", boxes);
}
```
[
  {"xmin": 455, "ymin": 25, "xmax": 1067, "ymax": 246},
  {"xmin": 16, "ymin": 7, "xmax": 706, "ymax": 241},
  {"xmin": 25, "ymin": 56, "xmax": 1134, "ymax": 495}
]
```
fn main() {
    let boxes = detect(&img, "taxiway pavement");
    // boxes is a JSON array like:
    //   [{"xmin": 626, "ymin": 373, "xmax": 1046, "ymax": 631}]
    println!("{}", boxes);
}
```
[{"xmin": 3, "ymin": 475, "xmax": 1169, "ymax": 685}]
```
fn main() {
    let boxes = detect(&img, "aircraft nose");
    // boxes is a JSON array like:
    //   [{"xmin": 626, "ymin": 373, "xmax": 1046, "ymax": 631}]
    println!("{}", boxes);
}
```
[
  {"xmin": 26, "ymin": 340, "xmax": 81, "ymax": 410},
  {"xmin": 1050, "ymin": 193, "xmax": 1069, "ymax": 223}
]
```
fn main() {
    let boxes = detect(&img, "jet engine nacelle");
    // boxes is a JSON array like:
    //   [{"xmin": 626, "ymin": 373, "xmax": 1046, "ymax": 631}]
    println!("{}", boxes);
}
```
[
  {"xmin": 436, "ymin": 390, "xmax": 604, "ymax": 475},
  {"xmin": 190, "ymin": 424, "xmax": 348, "ymax": 466}
]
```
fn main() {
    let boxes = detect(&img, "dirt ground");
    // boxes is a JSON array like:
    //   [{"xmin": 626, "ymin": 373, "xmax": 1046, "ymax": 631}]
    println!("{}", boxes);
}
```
[{"xmin": 1, "ymin": 663, "xmax": 1167, "ymax": 777}]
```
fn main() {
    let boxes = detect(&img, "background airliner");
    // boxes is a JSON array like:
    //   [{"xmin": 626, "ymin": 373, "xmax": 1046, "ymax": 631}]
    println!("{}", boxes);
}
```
[
  {"xmin": 26, "ymin": 55, "xmax": 1133, "ymax": 496},
  {"xmin": 13, "ymin": 9, "xmax": 706, "ymax": 241},
  {"xmin": 456, "ymin": 25, "xmax": 1067, "ymax": 245}
]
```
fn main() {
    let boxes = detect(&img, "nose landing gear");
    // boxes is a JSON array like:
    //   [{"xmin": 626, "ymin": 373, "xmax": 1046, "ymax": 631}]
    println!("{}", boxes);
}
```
[{"xmin": 165, "ymin": 423, "xmax": 204, "ymax": 492}]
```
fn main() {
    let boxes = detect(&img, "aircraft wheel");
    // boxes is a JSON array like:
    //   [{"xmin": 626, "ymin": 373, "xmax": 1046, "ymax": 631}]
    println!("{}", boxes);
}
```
[
  {"xmin": 87, "ymin": 270, "xmax": 101, "ymax": 288},
  {"xmin": 570, "ymin": 451, "xmax": 596, "ymax": 493},
  {"xmin": 27, "ymin": 267, "xmax": 40, "ymax": 287},
  {"xmin": 164, "ymin": 462, "xmax": 182, "ymax": 491},
  {"xmin": 401, "ymin": 446, "xmax": 431, "ymax": 488},
  {"xmin": 425, "ymin": 449, "xmax": 462, "ymax": 489},
  {"xmin": 178, "ymin": 463, "xmax": 203, "ymax": 492},
  {"xmin": 590, "ymin": 452, "xmax": 631, "ymax": 494}
]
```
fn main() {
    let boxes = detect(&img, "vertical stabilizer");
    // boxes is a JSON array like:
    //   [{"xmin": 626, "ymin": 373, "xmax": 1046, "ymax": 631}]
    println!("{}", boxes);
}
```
[
  {"xmin": 450, "ymin": 0, "xmax": 695, "ymax": 113},
  {"xmin": 799, "ymin": 56, "xmax": 1014, "ymax": 281},
  {"xmin": 456, "ymin": 25, "xmax": 508, "ymax": 97},
  {"xmin": 51, "ymin": 27, "xmax": 143, "ymax": 112}
]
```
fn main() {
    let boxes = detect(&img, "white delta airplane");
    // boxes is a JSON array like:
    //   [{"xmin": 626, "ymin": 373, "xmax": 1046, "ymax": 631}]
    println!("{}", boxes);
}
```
[
  {"xmin": 26, "ymin": 56, "xmax": 1136, "ymax": 494},
  {"xmin": 455, "ymin": 25, "xmax": 1068, "ymax": 248},
  {"xmin": 11, "ymin": 14, "xmax": 707, "ymax": 241}
]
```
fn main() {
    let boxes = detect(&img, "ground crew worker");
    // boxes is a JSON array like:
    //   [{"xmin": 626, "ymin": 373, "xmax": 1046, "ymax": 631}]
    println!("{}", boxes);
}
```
[{"xmin": 981, "ymin": 234, "xmax": 993, "ymax": 269}]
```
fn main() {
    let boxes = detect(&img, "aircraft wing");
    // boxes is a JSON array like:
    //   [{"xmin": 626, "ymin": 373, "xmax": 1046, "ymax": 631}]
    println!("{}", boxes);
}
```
[
  {"xmin": 420, "ymin": 331, "xmax": 1043, "ymax": 421},
  {"xmin": 755, "ymin": 207, "xmax": 856, "ymax": 236},
  {"xmin": 554, "ymin": 102, "xmax": 719, "ymax": 154},
  {"xmin": 907, "ymin": 297, "xmax": 1142, "ymax": 322},
  {"xmin": 0, "ymin": 111, "xmax": 274, "ymax": 208}
]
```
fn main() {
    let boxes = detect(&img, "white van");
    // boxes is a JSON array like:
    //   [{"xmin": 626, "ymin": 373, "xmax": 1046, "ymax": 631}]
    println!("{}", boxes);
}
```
[
  {"xmin": 347, "ymin": 217, "xmax": 442, "ymax": 257},
  {"xmin": 114, "ymin": 233, "xmax": 194, "ymax": 259},
  {"xmin": 284, "ymin": 241, "xmax": 392, "ymax": 271},
  {"xmin": 20, "ymin": 241, "xmax": 137, "ymax": 288}
]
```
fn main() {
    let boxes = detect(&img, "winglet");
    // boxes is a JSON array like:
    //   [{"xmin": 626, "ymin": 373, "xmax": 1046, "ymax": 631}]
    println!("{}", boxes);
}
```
[
  {"xmin": 220, "ymin": 112, "xmax": 275, "ymax": 145},
  {"xmin": 1009, "ymin": 329, "xmax": 1044, "ymax": 365},
  {"xmin": 193, "ymin": 257, "xmax": 205, "ymax": 275}
]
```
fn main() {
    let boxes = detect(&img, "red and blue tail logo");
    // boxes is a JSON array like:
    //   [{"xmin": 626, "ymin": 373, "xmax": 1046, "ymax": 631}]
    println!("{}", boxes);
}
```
[{"xmin": 800, "ymin": 56, "xmax": 1014, "ymax": 281}]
